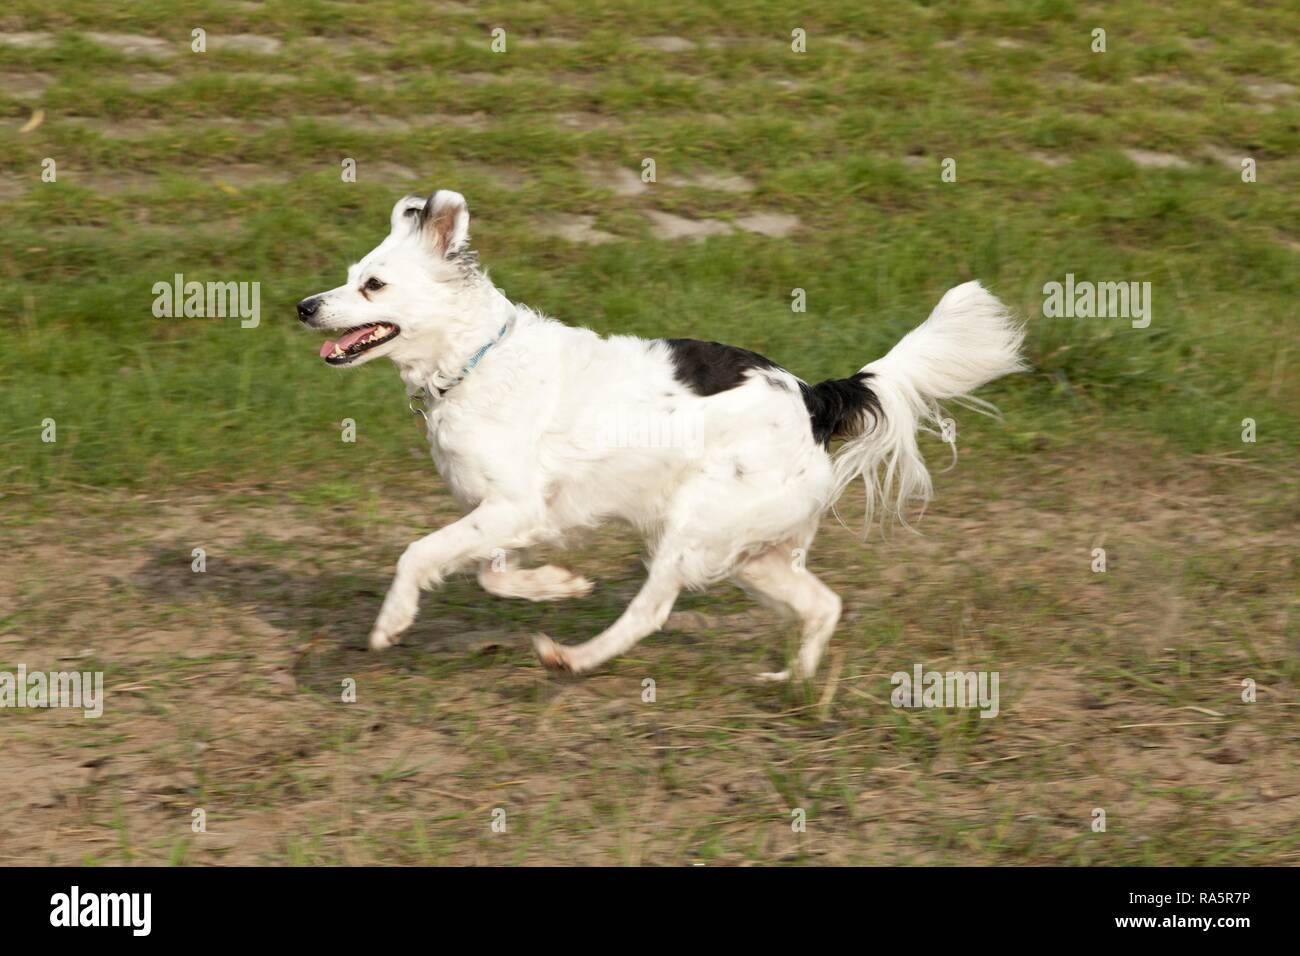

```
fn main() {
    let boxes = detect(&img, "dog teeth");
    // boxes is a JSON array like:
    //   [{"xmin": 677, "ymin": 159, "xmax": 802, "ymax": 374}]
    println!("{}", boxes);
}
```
[{"xmin": 328, "ymin": 327, "xmax": 393, "ymax": 360}]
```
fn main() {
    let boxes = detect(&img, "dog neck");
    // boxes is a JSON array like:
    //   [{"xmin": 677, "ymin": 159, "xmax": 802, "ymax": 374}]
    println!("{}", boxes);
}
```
[{"xmin": 394, "ymin": 286, "xmax": 519, "ymax": 401}]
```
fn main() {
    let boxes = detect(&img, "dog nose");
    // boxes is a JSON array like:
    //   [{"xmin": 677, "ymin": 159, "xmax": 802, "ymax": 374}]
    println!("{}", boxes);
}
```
[{"xmin": 297, "ymin": 297, "xmax": 320, "ymax": 322}]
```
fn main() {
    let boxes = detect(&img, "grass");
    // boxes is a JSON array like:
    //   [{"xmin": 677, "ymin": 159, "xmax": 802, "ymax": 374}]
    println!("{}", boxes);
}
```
[{"xmin": 0, "ymin": 0, "xmax": 1296, "ymax": 865}]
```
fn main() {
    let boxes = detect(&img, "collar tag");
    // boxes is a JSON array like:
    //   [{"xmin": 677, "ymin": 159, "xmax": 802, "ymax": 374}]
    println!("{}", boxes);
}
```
[{"xmin": 408, "ymin": 392, "xmax": 430, "ymax": 420}]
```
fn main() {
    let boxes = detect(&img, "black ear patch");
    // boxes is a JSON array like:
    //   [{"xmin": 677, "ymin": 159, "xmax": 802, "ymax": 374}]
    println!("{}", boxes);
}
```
[
  {"xmin": 414, "ymin": 195, "xmax": 435, "ymax": 227},
  {"xmin": 663, "ymin": 338, "xmax": 781, "ymax": 396}
]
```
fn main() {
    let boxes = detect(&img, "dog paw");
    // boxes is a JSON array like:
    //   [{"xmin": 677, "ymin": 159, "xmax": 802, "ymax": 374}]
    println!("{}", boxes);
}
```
[
  {"xmin": 754, "ymin": 669, "xmax": 791, "ymax": 684},
  {"xmin": 513, "ymin": 565, "xmax": 595, "ymax": 602},
  {"xmin": 480, "ymin": 565, "xmax": 595, "ymax": 602},
  {"xmin": 531, "ymin": 633, "xmax": 572, "ymax": 673},
  {"xmin": 547, "ymin": 568, "xmax": 595, "ymax": 600},
  {"xmin": 369, "ymin": 592, "xmax": 417, "ymax": 650}
]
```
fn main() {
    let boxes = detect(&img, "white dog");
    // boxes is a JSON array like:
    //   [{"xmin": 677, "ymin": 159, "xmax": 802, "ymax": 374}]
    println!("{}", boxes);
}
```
[{"xmin": 298, "ymin": 190, "xmax": 1025, "ymax": 680}]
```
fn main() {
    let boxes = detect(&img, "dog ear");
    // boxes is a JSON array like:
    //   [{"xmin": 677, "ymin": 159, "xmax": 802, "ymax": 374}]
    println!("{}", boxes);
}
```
[
  {"xmin": 417, "ymin": 190, "xmax": 470, "ymax": 258},
  {"xmin": 390, "ymin": 194, "xmax": 427, "ymax": 234}
]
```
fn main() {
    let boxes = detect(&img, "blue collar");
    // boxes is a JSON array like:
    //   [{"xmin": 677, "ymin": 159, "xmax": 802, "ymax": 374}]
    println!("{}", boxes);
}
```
[
  {"xmin": 450, "ymin": 320, "xmax": 511, "ymax": 387},
  {"xmin": 409, "ymin": 315, "xmax": 515, "ymax": 417}
]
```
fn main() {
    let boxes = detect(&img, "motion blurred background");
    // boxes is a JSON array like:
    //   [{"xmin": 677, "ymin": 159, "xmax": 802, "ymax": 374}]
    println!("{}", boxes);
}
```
[{"xmin": 0, "ymin": 1, "xmax": 1295, "ymax": 864}]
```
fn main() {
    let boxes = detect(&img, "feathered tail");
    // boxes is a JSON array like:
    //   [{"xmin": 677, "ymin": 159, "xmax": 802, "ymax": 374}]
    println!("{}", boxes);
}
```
[{"xmin": 827, "ymin": 281, "xmax": 1027, "ymax": 529}]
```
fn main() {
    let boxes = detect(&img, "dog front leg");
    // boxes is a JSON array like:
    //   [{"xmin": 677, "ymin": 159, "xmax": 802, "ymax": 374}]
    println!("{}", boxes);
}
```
[
  {"xmin": 369, "ymin": 500, "xmax": 537, "ymax": 650},
  {"xmin": 531, "ymin": 558, "xmax": 682, "ymax": 674}
]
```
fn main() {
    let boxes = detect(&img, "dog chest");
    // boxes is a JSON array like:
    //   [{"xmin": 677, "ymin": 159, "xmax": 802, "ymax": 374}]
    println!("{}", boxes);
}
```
[{"xmin": 424, "ymin": 410, "xmax": 501, "ymax": 505}]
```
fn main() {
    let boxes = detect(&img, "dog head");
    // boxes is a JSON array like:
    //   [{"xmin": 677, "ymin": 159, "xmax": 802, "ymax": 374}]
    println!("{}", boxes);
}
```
[{"xmin": 297, "ymin": 189, "xmax": 487, "ymax": 368}]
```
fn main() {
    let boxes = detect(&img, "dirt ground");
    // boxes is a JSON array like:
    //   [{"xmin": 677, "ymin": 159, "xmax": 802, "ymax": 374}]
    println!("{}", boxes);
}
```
[{"xmin": 1, "ymin": 444, "xmax": 1295, "ymax": 865}]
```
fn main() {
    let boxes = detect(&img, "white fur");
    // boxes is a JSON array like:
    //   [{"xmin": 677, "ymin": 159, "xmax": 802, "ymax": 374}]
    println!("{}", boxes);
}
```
[
  {"xmin": 300, "ymin": 193, "xmax": 1026, "ymax": 680},
  {"xmin": 831, "ymin": 280, "xmax": 1028, "ymax": 529}
]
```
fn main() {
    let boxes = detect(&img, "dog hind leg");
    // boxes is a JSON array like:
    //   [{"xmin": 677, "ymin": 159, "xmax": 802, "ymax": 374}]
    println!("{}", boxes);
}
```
[{"xmin": 732, "ymin": 545, "xmax": 842, "ymax": 682}]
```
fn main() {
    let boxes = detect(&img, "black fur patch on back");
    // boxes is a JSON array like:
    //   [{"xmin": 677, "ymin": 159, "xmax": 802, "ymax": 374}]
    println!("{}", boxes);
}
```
[
  {"xmin": 662, "ymin": 338, "xmax": 781, "ymax": 397},
  {"xmin": 799, "ymin": 372, "xmax": 882, "ymax": 448},
  {"xmin": 662, "ymin": 338, "xmax": 882, "ymax": 448}
]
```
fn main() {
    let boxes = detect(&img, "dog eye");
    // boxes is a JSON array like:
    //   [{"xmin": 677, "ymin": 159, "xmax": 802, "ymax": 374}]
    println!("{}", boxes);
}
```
[{"xmin": 364, "ymin": 277, "xmax": 385, "ymax": 292}]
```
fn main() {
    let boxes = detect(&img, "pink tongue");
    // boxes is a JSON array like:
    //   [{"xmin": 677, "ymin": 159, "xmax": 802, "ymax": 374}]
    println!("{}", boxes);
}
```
[{"xmin": 319, "ymin": 325, "xmax": 378, "ymax": 358}]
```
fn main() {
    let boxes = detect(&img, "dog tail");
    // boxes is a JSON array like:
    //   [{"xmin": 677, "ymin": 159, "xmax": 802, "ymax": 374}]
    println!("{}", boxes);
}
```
[{"xmin": 825, "ymin": 280, "xmax": 1026, "ymax": 530}]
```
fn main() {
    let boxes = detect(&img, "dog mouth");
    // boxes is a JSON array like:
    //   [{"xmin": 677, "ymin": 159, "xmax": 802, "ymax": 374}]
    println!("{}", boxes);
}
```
[{"xmin": 319, "ymin": 323, "xmax": 400, "ymax": 364}]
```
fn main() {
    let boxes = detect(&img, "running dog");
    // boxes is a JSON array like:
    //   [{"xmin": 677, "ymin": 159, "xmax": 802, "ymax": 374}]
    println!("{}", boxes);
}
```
[{"xmin": 297, "ymin": 190, "xmax": 1026, "ymax": 680}]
